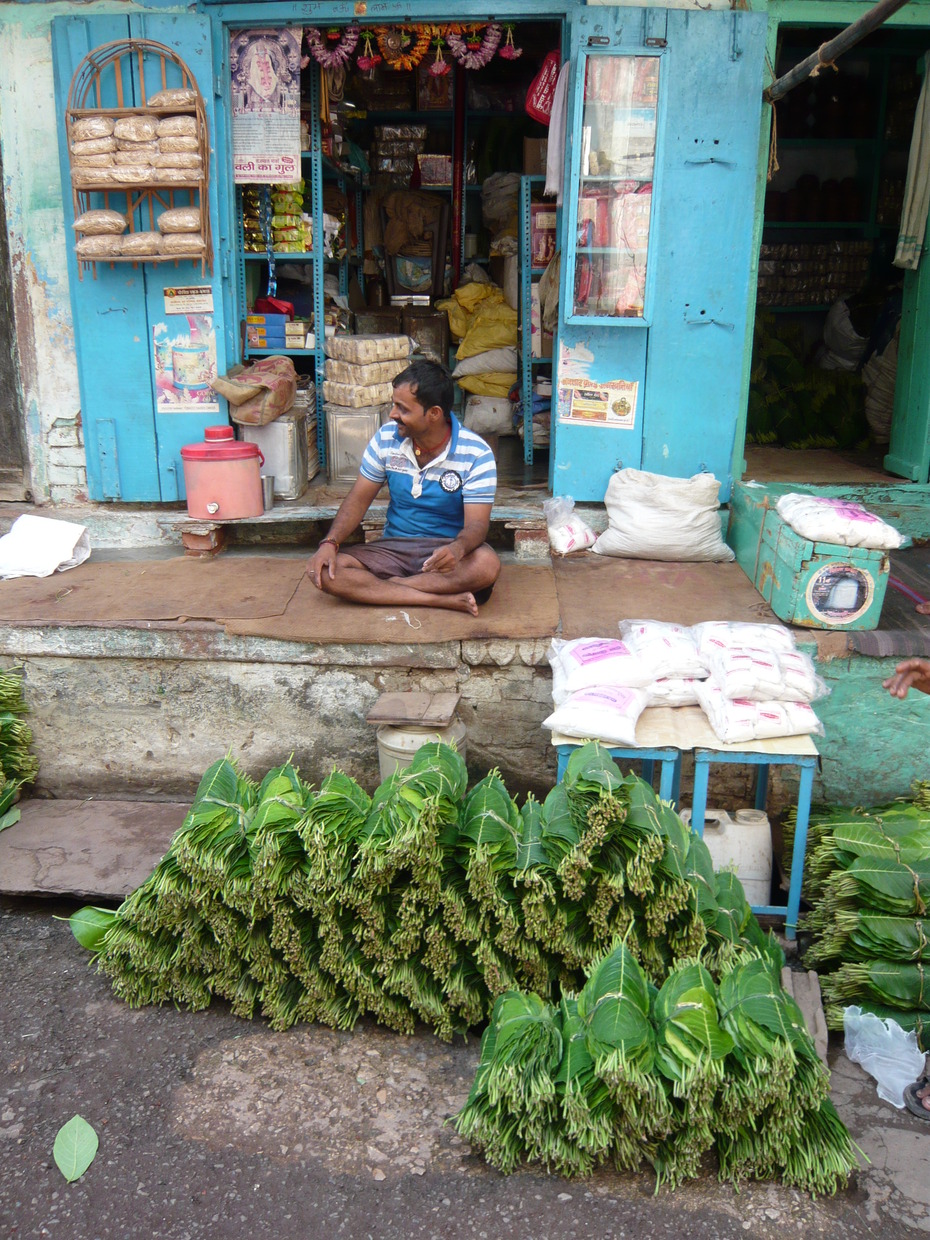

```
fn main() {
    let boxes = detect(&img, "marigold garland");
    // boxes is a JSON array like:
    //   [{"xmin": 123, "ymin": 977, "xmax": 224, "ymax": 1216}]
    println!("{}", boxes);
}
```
[
  {"xmin": 375, "ymin": 25, "xmax": 432, "ymax": 72},
  {"xmin": 447, "ymin": 23, "xmax": 502, "ymax": 70},
  {"xmin": 304, "ymin": 25, "xmax": 360, "ymax": 70}
]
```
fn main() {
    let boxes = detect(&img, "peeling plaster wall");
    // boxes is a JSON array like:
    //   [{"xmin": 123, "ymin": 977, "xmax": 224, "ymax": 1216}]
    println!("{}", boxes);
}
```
[{"xmin": 1, "ymin": 4, "xmax": 84, "ymax": 502}]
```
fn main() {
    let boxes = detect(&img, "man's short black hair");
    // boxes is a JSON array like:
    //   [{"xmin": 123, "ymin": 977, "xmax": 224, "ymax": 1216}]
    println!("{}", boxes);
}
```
[{"xmin": 393, "ymin": 358, "xmax": 454, "ymax": 423}]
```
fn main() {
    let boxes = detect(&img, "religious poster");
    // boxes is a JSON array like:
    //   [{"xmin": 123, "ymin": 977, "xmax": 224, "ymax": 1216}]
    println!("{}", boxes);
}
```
[
  {"xmin": 557, "ymin": 377, "xmax": 638, "ymax": 428},
  {"xmin": 230, "ymin": 29, "xmax": 302, "ymax": 185}
]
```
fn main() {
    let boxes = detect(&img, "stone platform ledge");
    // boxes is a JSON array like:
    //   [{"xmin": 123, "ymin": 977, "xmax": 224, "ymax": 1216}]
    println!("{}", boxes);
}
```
[
  {"xmin": 0, "ymin": 496, "xmax": 596, "ymax": 557},
  {"xmin": 0, "ymin": 620, "xmax": 551, "ymax": 670}
]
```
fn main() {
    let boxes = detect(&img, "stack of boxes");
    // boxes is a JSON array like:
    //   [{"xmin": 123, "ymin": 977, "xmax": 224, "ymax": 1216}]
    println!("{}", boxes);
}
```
[
  {"xmin": 369, "ymin": 124, "xmax": 428, "ymax": 188},
  {"xmin": 245, "ymin": 313, "xmax": 313, "ymax": 352},
  {"xmin": 323, "ymin": 334, "xmax": 411, "ymax": 481}
]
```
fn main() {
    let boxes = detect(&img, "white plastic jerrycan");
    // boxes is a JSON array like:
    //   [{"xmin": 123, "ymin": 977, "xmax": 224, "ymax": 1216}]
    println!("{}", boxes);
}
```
[{"xmin": 682, "ymin": 808, "xmax": 772, "ymax": 907}]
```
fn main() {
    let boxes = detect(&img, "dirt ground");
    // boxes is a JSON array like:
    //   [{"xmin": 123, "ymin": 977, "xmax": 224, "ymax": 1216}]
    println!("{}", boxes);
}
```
[{"xmin": 2, "ymin": 895, "xmax": 927, "ymax": 1240}]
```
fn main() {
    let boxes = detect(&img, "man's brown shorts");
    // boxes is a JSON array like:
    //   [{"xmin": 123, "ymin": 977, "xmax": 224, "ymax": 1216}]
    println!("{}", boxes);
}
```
[{"xmin": 345, "ymin": 538, "xmax": 495, "ymax": 604}]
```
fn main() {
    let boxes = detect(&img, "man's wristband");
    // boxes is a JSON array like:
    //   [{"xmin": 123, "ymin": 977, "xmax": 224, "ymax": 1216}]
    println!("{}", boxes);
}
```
[{"xmin": 320, "ymin": 537, "xmax": 339, "ymax": 551}]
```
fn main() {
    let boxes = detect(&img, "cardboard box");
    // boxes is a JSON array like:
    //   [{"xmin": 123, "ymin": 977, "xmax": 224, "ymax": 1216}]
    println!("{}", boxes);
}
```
[
  {"xmin": 246, "ymin": 313, "xmax": 289, "ymax": 327},
  {"xmin": 523, "ymin": 138, "xmax": 548, "ymax": 176},
  {"xmin": 247, "ymin": 327, "xmax": 287, "ymax": 347},
  {"xmin": 530, "ymin": 203, "xmax": 557, "ymax": 269}
]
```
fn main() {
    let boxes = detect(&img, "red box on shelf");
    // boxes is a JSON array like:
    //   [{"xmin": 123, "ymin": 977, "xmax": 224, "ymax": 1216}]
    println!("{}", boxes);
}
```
[{"xmin": 530, "ymin": 203, "xmax": 557, "ymax": 268}]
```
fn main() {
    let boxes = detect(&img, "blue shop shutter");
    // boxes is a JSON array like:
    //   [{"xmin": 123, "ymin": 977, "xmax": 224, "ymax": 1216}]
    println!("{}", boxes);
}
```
[
  {"xmin": 642, "ymin": 9, "xmax": 767, "ymax": 501},
  {"xmin": 52, "ymin": 13, "xmax": 225, "ymax": 502}
]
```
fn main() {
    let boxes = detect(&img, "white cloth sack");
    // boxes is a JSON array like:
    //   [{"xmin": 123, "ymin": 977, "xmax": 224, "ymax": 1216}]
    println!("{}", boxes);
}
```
[
  {"xmin": 548, "ymin": 637, "xmax": 652, "ymax": 705},
  {"xmin": 452, "ymin": 347, "xmax": 519, "ymax": 378},
  {"xmin": 593, "ymin": 468, "xmax": 734, "ymax": 562},
  {"xmin": 895, "ymin": 51, "xmax": 930, "ymax": 271},
  {"xmin": 543, "ymin": 684, "xmax": 648, "ymax": 748},
  {"xmin": 0, "ymin": 514, "xmax": 91, "ymax": 579},
  {"xmin": 775, "ymin": 493, "xmax": 906, "ymax": 551},
  {"xmin": 463, "ymin": 395, "xmax": 513, "ymax": 436},
  {"xmin": 695, "ymin": 680, "xmax": 824, "ymax": 745}
]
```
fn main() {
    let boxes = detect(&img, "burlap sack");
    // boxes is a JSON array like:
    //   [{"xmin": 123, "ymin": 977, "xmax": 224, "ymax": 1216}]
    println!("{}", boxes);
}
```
[{"xmin": 214, "ymin": 357, "xmax": 297, "ymax": 425}]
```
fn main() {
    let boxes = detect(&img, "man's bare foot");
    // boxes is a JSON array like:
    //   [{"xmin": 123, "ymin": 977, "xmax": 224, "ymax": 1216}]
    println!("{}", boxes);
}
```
[{"xmin": 428, "ymin": 591, "xmax": 478, "ymax": 616}]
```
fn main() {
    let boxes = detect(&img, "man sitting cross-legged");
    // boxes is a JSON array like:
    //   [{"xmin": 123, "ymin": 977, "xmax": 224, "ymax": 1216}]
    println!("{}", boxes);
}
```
[{"xmin": 306, "ymin": 358, "xmax": 500, "ymax": 616}]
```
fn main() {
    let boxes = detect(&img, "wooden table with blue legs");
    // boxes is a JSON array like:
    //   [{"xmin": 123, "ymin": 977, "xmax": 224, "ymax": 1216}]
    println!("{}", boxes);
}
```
[{"xmin": 551, "ymin": 706, "xmax": 820, "ymax": 940}]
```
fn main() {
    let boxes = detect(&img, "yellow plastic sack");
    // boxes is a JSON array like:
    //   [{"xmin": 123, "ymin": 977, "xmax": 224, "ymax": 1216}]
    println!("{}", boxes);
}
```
[
  {"xmin": 456, "ymin": 371, "xmax": 518, "ymax": 397},
  {"xmin": 456, "ymin": 301, "xmax": 518, "ymax": 360},
  {"xmin": 437, "ymin": 283, "xmax": 504, "ymax": 340}
]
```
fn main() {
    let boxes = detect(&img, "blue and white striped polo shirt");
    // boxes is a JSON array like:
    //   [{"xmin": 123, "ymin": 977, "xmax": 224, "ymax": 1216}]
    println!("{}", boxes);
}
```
[{"xmin": 359, "ymin": 413, "xmax": 497, "ymax": 540}]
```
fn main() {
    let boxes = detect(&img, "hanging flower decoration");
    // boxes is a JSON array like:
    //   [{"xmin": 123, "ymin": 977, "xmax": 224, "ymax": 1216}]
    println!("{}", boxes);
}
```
[
  {"xmin": 375, "ymin": 26, "xmax": 432, "ymax": 72},
  {"xmin": 498, "ymin": 24, "xmax": 522, "ymax": 61},
  {"xmin": 355, "ymin": 30, "xmax": 382, "ymax": 73},
  {"xmin": 428, "ymin": 34, "xmax": 451, "ymax": 78},
  {"xmin": 447, "ymin": 23, "xmax": 502, "ymax": 71},
  {"xmin": 304, "ymin": 25, "xmax": 360, "ymax": 70}
]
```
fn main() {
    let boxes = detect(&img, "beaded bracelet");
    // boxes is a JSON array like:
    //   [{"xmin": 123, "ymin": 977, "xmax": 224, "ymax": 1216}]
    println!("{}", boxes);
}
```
[{"xmin": 319, "ymin": 537, "xmax": 339, "ymax": 551}]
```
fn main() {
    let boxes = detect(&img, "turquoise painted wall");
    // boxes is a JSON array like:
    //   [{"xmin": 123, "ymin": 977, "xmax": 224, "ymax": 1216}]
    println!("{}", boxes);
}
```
[
  {"xmin": 814, "ymin": 647, "xmax": 930, "ymax": 806},
  {"xmin": 0, "ymin": 0, "xmax": 189, "ymax": 503}
]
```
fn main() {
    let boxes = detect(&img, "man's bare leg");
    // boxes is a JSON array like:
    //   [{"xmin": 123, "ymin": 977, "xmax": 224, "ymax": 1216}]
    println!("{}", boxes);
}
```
[
  {"xmin": 389, "ymin": 545, "xmax": 501, "ymax": 598},
  {"xmin": 318, "ymin": 562, "xmax": 480, "ymax": 615}
]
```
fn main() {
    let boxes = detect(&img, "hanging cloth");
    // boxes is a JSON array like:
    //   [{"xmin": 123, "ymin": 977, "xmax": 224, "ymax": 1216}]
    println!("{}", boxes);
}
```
[
  {"xmin": 545, "ymin": 61, "xmax": 571, "ymax": 206},
  {"xmin": 894, "ymin": 52, "xmax": 930, "ymax": 271}
]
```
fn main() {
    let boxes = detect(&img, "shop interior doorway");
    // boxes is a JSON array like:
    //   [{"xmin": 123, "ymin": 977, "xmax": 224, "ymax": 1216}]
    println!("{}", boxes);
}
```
[
  {"xmin": 747, "ymin": 24, "xmax": 930, "ymax": 484},
  {"xmin": 235, "ymin": 20, "xmax": 563, "ymax": 491}
]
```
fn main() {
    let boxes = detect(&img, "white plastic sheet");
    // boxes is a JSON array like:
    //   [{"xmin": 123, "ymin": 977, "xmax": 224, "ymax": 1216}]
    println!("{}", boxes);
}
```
[
  {"xmin": 844, "ymin": 1005, "xmax": 925, "ymax": 1108},
  {"xmin": 0, "ymin": 514, "xmax": 91, "ymax": 579}
]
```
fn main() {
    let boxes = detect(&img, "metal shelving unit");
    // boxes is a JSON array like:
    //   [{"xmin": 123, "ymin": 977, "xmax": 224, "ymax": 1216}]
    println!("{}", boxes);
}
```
[
  {"xmin": 518, "ymin": 174, "xmax": 552, "ymax": 465},
  {"xmin": 235, "ymin": 68, "xmax": 364, "ymax": 468}
]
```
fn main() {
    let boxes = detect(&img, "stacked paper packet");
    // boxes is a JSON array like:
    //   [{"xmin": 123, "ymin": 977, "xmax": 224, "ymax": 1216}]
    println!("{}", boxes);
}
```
[{"xmin": 542, "ymin": 621, "xmax": 827, "ymax": 749}]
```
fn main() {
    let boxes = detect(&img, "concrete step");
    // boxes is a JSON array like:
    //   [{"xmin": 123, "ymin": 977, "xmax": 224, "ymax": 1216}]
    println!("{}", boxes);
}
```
[{"xmin": 0, "ymin": 798, "xmax": 186, "ymax": 901}]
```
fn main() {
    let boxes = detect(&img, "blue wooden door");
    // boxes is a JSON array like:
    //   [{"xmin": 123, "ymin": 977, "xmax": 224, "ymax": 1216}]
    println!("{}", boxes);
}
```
[
  {"xmin": 52, "ymin": 13, "xmax": 228, "ymax": 501},
  {"xmin": 554, "ymin": 7, "xmax": 766, "ymax": 502}
]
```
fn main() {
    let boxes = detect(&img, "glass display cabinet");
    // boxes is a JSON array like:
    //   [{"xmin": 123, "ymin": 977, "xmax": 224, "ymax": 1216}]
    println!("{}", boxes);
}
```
[{"xmin": 569, "ymin": 55, "xmax": 658, "ymax": 322}]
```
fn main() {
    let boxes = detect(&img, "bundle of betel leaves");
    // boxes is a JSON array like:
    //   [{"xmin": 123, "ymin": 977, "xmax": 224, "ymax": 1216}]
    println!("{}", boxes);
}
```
[
  {"xmin": 70, "ymin": 741, "xmax": 858, "ymax": 1193},
  {"xmin": 0, "ymin": 666, "xmax": 39, "ymax": 823},
  {"xmin": 783, "ymin": 785, "xmax": 930, "ymax": 1047},
  {"xmin": 453, "ymin": 938, "xmax": 857, "ymax": 1195}
]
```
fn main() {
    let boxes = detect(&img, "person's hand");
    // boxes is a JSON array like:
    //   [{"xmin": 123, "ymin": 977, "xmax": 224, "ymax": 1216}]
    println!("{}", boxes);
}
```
[
  {"xmin": 307, "ymin": 543, "xmax": 337, "ymax": 590},
  {"xmin": 422, "ymin": 542, "xmax": 462, "ymax": 574},
  {"xmin": 883, "ymin": 658, "xmax": 930, "ymax": 699}
]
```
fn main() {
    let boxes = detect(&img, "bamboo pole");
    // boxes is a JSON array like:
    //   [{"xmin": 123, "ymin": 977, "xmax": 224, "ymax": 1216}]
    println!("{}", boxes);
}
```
[{"xmin": 764, "ymin": 0, "xmax": 913, "ymax": 103}]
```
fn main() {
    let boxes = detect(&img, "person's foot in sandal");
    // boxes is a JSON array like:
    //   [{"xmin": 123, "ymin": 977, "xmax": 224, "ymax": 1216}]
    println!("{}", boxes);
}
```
[{"xmin": 904, "ymin": 1077, "xmax": 930, "ymax": 1119}]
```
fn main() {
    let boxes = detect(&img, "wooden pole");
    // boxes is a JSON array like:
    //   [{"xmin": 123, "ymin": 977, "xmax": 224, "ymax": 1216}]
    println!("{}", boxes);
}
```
[{"xmin": 764, "ymin": 0, "xmax": 913, "ymax": 103}]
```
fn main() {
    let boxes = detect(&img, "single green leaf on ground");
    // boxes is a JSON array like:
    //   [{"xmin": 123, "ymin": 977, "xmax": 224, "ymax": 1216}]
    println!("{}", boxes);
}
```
[
  {"xmin": 53, "ymin": 1115, "xmax": 98, "ymax": 1182},
  {"xmin": 0, "ymin": 806, "xmax": 20, "ymax": 833},
  {"xmin": 68, "ymin": 906, "xmax": 117, "ymax": 951}
]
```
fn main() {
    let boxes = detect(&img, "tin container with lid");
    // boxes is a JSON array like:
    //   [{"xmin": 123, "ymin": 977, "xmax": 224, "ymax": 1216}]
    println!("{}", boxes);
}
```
[{"xmin": 180, "ymin": 425, "xmax": 264, "ymax": 520}]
